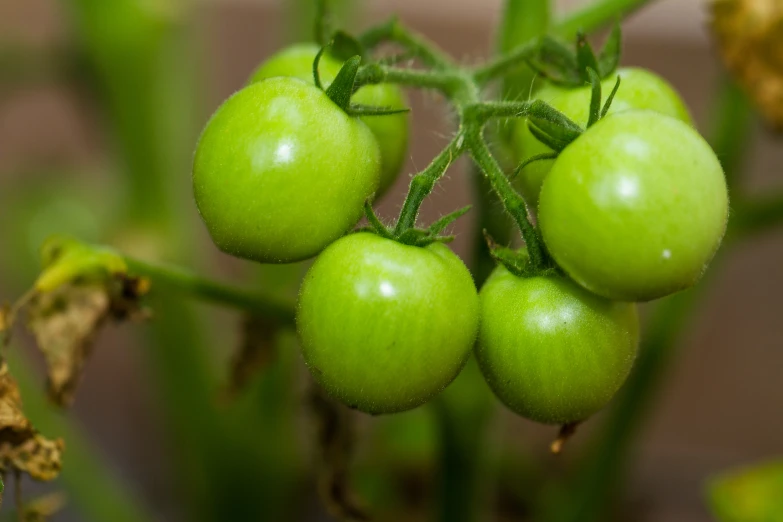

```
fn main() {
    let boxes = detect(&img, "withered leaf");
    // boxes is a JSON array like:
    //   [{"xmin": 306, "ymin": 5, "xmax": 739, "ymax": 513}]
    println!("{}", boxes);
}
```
[
  {"xmin": 224, "ymin": 314, "xmax": 282, "ymax": 399},
  {"xmin": 309, "ymin": 385, "xmax": 369, "ymax": 522},
  {"xmin": 26, "ymin": 275, "xmax": 148, "ymax": 408},
  {"xmin": 711, "ymin": 0, "xmax": 783, "ymax": 129},
  {"xmin": 0, "ymin": 363, "xmax": 63, "ymax": 482},
  {"xmin": 18, "ymin": 491, "xmax": 68, "ymax": 522}
]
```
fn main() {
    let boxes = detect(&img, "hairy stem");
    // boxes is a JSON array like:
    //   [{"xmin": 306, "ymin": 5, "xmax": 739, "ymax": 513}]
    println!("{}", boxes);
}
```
[
  {"xmin": 359, "ymin": 18, "xmax": 454, "ymax": 68},
  {"xmin": 356, "ymin": 63, "xmax": 463, "ymax": 95},
  {"xmin": 393, "ymin": 136, "xmax": 464, "ymax": 235},
  {"xmin": 466, "ymin": 128, "xmax": 548, "ymax": 271},
  {"xmin": 473, "ymin": 39, "xmax": 541, "ymax": 85}
]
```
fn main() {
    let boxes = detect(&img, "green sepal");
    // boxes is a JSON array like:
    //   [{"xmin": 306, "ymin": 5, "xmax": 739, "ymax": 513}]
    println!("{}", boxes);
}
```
[
  {"xmin": 313, "ymin": 44, "xmax": 329, "ymax": 90},
  {"xmin": 330, "ymin": 30, "xmax": 365, "ymax": 61},
  {"xmin": 601, "ymin": 75, "xmax": 622, "ymax": 119},
  {"xmin": 576, "ymin": 33, "xmax": 600, "ymax": 83},
  {"xmin": 428, "ymin": 205, "xmax": 472, "ymax": 236},
  {"xmin": 325, "ymin": 55, "xmax": 362, "ymax": 111},
  {"xmin": 527, "ymin": 99, "xmax": 584, "ymax": 143},
  {"xmin": 483, "ymin": 230, "xmax": 530, "ymax": 277},
  {"xmin": 391, "ymin": 206, "xmax": 471, "ymax": 248},
  {"xmin": 527, "ymin": 36, "xmax": 581, "ymax": 86},
  {"xmin": 511, "ymin": 152, "xmax": 559, "ymax": 179},
  {"xmin": 528, "ymin": 123, "xmax": 570, "ymax": 153},
  {"xmin": 586, "ymin": 67, "xmax": 603, "ymax": 127},
  {"xmin": 364, "ymin": 201, "xmax": 393, "ymax": 239},
  {"xmin": 527, "ymin": 23, "xmax": 624, "ymax": 88},
  {"xmin": 347, "ymin": 104, "xmax": 411, "ymax": 117},
  {"xmin": 598, "ymin": 23, "xmax": 622, "ymax": 78}
]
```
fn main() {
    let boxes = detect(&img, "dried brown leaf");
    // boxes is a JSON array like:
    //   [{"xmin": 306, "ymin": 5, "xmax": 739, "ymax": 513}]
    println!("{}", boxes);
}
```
[
  {"xmin": 309, "ymin": 385, "xmax": 369, "ymax": 522},
  {"xmin": 26, "ymin": 275, "xmax": 148, "ymax": 407},
  {"xmin": 224, "ymin": 315, "xmax": 281, "ymax": 398},
  {"xmin": 0, "ymin": 363, "xmax": 63, "ymax": 482},
  {"xmin": 20, "ymin": 491, "xmax": 68, "ymax": 522},
  {"xmin": 711, "ymin": 0, "xmax": 783, "ymax": 129}
]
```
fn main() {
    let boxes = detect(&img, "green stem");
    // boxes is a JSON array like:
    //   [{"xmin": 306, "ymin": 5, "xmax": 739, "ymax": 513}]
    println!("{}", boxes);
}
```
[
  {"xmin": 473, "ymin": 39, "xmax": 541, "ymax": 85},
  {"xmin": 359, "ymin": 18, "xmax": 454, "ymax": 68},
  {"xmin": 124, "ymin": 257, "xmax": 295, "ymax": 324},
  {"xmin": 730, "ymin": 194, "xmax": 783, "ymax": 239},
  {"xmin": 356, "ymin": 63, "xmax": 462, "ymax": 95},
  {"xmin": 466, "ymin": 128, "xmax": 548, "ymax": 271},
  {"xmin": 393, "ymin": 137, "xmax": 464, "ymax": 235},
  {"xmin": 556, "ymin": 0, "xmax": 658, "ymax": 39},
  {"xmin": 709, "ymin": 77, "xmax": 754, "ymax": 194}
]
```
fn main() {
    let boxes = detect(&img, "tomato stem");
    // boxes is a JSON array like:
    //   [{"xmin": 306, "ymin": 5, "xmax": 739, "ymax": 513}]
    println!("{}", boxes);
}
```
[
  {"xmin": 466, "ymin": 128, "xmax": 551, "ymax": 272},
  {"xmin": 358, "ymin": 17, "xmax": 455, "ymax": 69},
  {"xmin": 393, "ymin": 136, "xmax": 464, "ymax": 237},
  {"xmin": 121, "ymin": 255, "xmax": 296, "ymax": 324}
]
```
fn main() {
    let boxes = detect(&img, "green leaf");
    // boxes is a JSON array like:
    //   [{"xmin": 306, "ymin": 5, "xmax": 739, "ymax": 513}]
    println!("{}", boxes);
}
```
[{"xmin": 708, "ymin": 459, "xmax": 783, "ymax": 522}]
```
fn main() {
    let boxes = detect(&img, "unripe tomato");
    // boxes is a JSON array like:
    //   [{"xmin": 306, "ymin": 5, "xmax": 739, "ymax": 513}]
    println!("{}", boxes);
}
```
[
  {"xmin": 193, "ymin": 77, "xmax": 380, "ymax": 263},
  {"xmin": 539, "ymin": 110, "xmax": 728, "ymax": 302},
  {"xmin": 249, "ymin": 44, "xmax": 409, "ymax": 196},
  {"xmin": 511, "ymin": 67, "xmax": 692, "ymax": 205},
  {"xmin": 475, "ymin": 266, "xmax": 639, "ymax": 425},
  {"xmin": 296, "ymin": 232, "xmax": 479, "ymax": 414}
]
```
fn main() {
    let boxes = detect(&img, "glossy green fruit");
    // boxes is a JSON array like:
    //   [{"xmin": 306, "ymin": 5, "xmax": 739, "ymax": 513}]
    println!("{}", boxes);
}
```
[
  {"xmin": 249, "ymin": 43, "xmax": 409, "ymax": 196},
  {"xmin": 539, "ymin": 110, "xmax": 728, "ymax": 301},
  {"xmin": 297, "ymin": 232, "xmax": 479, "ymax": 414},
  {"xmin": 475, "ymin": 266, "xmax": 639, "ymax": 425},
  {"xmin": 193, "ymin": 77, "xmax": 380, "ymax": 263},
  {"xmin": 511, "ymin": 67, "xmax": 692, "ymax": 205}
]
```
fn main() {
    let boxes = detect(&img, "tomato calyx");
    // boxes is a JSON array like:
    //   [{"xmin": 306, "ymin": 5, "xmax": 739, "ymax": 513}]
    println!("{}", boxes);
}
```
[
  {"xmin": 314, "ymin": 42, "xmax": 412, "ymax": 117},
  {"xmin": 527, "ymin": 23, "xmax": 622, "ymax": 87},
  {"xmin": 363, "ymin": 201, "xmax": 472, "ymax": 247},
  {"xmin": 482, "ymin": 230, "xmax": 559, "ymax": 278},
  {"xmin": 511, "ymin": 67, "xmax": 622, "ymax": 178}
]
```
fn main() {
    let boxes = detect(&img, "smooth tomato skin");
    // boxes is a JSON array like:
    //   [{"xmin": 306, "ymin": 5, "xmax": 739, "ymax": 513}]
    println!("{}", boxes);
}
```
[
  {"xmin": 193, "ymin": 77, "xmax": 380, "ymax": 263},
  {"xmin": 511, "ymin": 67, "xmax": 692, "ymax": 206},
  {"xmin": 249, "ymin": 43, "xmax": 409, "ymax": 196},
  {"xmin": 475, "ymin": 267, "xmax": 639, "ymax": 425},
  {"xmin": 296, "ymin": 232, "xmax": 480, "ymax": 414},
  {"xmin": 539, "ymin": 110, "xmax": 728, "ymax": 302}
]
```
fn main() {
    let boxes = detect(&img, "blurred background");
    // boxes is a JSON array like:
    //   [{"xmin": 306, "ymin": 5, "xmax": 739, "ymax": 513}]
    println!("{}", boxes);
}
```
[{"xmin": 0, "ymin": 0, "xmax": 781, "ymax": 521}]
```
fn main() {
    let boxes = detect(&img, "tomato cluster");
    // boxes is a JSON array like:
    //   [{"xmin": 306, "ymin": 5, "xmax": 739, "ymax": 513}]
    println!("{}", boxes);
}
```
[{"xmin": 191, "ymin": 39, "xmax": 728, "ymax": 429}]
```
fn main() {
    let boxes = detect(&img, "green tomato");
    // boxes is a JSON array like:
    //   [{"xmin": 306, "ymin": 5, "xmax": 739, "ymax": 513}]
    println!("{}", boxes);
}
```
[
  {"xmin": 249, "ymin": 43, "xmax": 409, "ymax": 196},
  {"xmin": 296, "ymin": 232, "xmax": 479, "ymax": 414},
  {"xmin": 539, "ymin": 110, "xmax": 728, "ymax": 302},
  {"xmin": 475, "ymin": 266, "xmax": 639, "ymax": 425},
  {"xmin": 193, "ymin": 77, "xmax": 380, "ymax": 263},
  {"xmin": 511, "ymin": 67, "xmax": 692, "ymax": 205}
]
